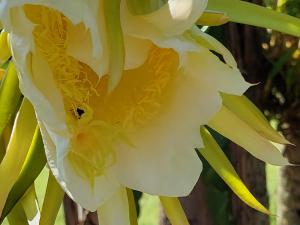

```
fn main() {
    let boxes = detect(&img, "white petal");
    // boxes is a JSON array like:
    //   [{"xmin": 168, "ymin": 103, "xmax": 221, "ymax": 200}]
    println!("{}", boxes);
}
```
[
  {"xmin": 123, "ymin": 35, "xmax": 152, "ymax": 70},
  {"xmin": 97, "ymin": 187, "xmax": 130, "ymax": 225},
  {"xmin": 1, "ymin": 0, "xmax": 103, "ymax": 56},
  {"xmin": 66, "ymin": 21, "xmax": 108, "ymax": 76},
  {"xmin": 39, "ymin": 122, "xmax": 121, "ymax": 212},
  {"xmin": 66, "ymin": 23, "xmax": 151, "ymax": 74},
  {"xmin": 122, "ymin": 0, "xmax": 208, "ymax": 39},
  {"xmin": 183, "ymin": 49, "xmax": 250, "ymax": 96},
  {"xmin": 10, "ymin": 29, "xmax": 66, "ymax": 132},
  {"xmin": 115, "ymin": 68, "xmax": 224, "ymax": 196}
]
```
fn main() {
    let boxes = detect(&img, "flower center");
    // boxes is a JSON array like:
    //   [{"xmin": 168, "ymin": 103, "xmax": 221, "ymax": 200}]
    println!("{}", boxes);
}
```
[{"xmin": 24, "ymin": 5, "xmax": 179, "ymax": 181}]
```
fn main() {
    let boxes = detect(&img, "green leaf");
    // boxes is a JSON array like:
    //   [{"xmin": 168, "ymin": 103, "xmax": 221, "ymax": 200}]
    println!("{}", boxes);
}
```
[
  {"xmin": 0, "ymin": 62, "xmax": 22, "ymax": 137},
  {"xmin": 0, "ymin": 126, "xmax": 46, "ymax": 221},
  {"xmin": 104, "ymin": 0, "xmax": 125, "ymax": 92},
  {"xmin": 206, "ymin": 0, "xmax": 300, "ymax": 37},
  {"xmin": 199, "ymin": 126, "xmax": 270, "ymax": 214},
  {"xmin": 159, "ymin": 197, "xmax": 189, "ymax": 225},
  {"xmin": 126, "ymin": 0, "xmax": 168, "ymax": 15},
  {"xmin": 0, "ymin": 99, "xmax": 36, "ymax": 216},
  {"xmin": 39, "ymin": 172, "xmax": 64, "ymax": 225}
]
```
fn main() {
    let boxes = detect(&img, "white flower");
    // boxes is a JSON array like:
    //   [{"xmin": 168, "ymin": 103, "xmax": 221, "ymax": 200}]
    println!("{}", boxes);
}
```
[{"xmin": 1, "ymin": 0, "xmax": 250, "ymax": 222}]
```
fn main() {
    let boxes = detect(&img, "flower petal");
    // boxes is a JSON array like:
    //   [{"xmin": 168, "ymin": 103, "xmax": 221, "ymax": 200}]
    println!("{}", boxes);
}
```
[
  {"xmin": 121, "ymin": 0, "xmax": 208, "ymax": 38},
  {"xmin": 66, "ymin": 23, "xmax": 152, "ymax": 75},
  {"xmin": 183, "ymin": 50, "xmax": 250, "ymax": 96},
  {"xmin": 97, "ymin": 187, "xmax": 130, "ymax": 225},
  {"xmin": 39, "ymin": 122, "xmax": 121, "ymax": 212},
  {"xmin": 1, "ymin": 0, "xmax": 103, "ymax": 56},
  {"xmin": 115, "ymin": 68, "xmax": 221, "ymax": 196}
]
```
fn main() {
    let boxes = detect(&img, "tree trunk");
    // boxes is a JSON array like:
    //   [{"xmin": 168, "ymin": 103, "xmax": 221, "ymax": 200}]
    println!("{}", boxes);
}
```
[
  {"xmin": 277, "ymin": 103, "xmax": 300, "ymax": 225},
  {"xmin": 224, "ymin": 1, "xmax": 270, "ymax": 225}
]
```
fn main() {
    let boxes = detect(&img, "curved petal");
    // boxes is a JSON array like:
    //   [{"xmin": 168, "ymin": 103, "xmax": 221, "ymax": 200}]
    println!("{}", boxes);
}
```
[
  {"xmin": 115, "ymin": 69, "xmax": 222, "ymax": 196},
  {"xmin": 40, "ymin": 122, "xmax": 121, "ymax": 212},
  {"xmin": 123, "ymin": 35, "xmax": 152, "ymax": 70},
  {"xmin": 1, "ymin": 0, "xmax": 103, "ymax": 56},
  {"xmin": 152, "ymin": 35, "xmax": 250, "ymax": 95},
  {"xmin": 66, "ymin": 23, "xmax": 152, "ymax": 75},
  {"xmin": 10, "ymin": 30, "xmax": 66, "ymax": 132},
  {"xmin": 12, "ymin": 26, "xmax": 121, "ymax": 211},
  {"xmin": 183, "ymin": 50, "xmax": 250, "ymax": 96},
  {"xmin": 121, "ymin": 0, "xmax": 208, "ymax": 39}
]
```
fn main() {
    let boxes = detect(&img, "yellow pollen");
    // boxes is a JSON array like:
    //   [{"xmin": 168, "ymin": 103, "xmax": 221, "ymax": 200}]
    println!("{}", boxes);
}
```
[{"xmin": 24, "ymin": 5, "xmax": 179, "ymax": 182}]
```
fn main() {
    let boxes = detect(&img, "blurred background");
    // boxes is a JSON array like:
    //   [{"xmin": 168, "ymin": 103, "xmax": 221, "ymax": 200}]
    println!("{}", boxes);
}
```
[{"xmin": 2, "ymin": 0, "xmax": 300, "ymax": 224}]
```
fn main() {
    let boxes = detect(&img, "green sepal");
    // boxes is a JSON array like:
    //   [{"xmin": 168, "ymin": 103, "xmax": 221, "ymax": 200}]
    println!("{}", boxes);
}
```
[
  {"xmin": 0, "ymin": 62, "xmax": 22, "ymax": 137},
  {"xmin": 221, "ymin": 93, "xmax": 290, "ymax": 144},
  {"xmin": 0, "ymin": 99, "xmax": 37, "ymax": 216},
  {"xmin": 159, "ymin": 197, "xmax": 189, "ymax": 225},
  {"xmin": 21, "ymin": 185, "xmax": 39, "ymax": 221},
  {"xmin": 7, "ymin": 202, "xmax": 29, "ymax": 225},
  {"xmin": 199, "ymin": 126, "xmax": 270, "ymax": 214},
  {"xmin": 0, "ymin": 31, "xmax": 11, "ymax": 65},
  {"xmin": 206, "ymin": 0, "xmax": 300, "ymax": 37},
  {"xmin": 126, "ymin": 189, "xmax": 138, "ymax": 225},
  {"xmin": 0, "ymin": 127, "xmax": 46, "ymax": 222},
  {"xmin": 39, "ymin": 172, "xmax": 64, "ymax": 225}
]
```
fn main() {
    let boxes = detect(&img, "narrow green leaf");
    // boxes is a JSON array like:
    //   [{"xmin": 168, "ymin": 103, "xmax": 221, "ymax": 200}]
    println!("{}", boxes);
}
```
[
  {"xmin": 39, "ymin": 172, "xmax": 64, "ymax": 225},
  {"xmin": 221, "ymin": 93, "xmax": 290, "ymax": 144},
  {"xmin": 0, "ymin": 62, "xmax": 22, "ymax": 137},
  {"xmin": 126, "ymin": 0, "xmax": 168, "ymax": 15},
  {"xmin": 206, "ymin": 0, "xmax": 300, "ymax": 37},
  {"xmin": 159, "ymin": 197, "xmax": 189, "ymax": 225},
  {"xmin": 126, "ymin": 189, "xmax": 138, "ymax": 225},
  {"xmin": 0, "ymin": 126, "xmax": 46, "ymax": 221},
  {"xmin": 104, "ymin": 0, "xmax": 125, "ymax": 92},
  {"xmin": 0, "ymin": 99, "xmax": 36, "ymax": 216},
  {"xmin": 199, "ymin": 126, "xmax": 270, "ymax": 214}
]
